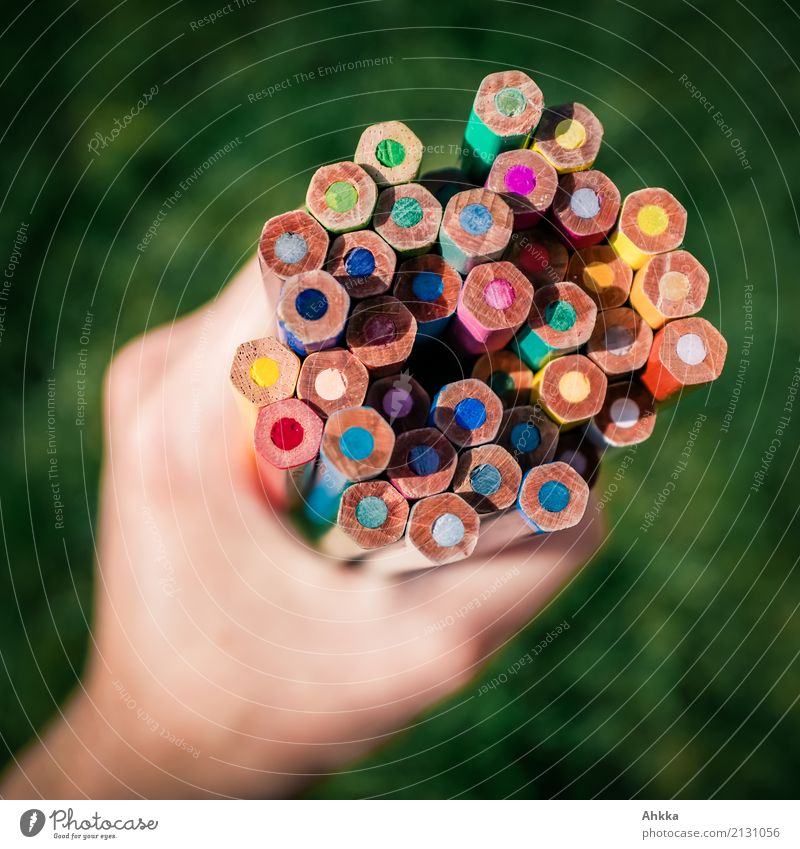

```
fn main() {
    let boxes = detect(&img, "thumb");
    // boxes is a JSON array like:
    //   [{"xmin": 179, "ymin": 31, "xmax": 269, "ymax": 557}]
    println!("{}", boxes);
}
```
[{"xmin": 421, "ymin": 496, "xmax": 605, "ymax": 655}]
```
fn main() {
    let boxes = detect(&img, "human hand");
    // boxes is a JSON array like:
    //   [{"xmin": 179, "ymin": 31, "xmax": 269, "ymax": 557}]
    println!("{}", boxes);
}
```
[{"xmin": 1, "ymin": 256, "xmax": 603, "ymax": 799}]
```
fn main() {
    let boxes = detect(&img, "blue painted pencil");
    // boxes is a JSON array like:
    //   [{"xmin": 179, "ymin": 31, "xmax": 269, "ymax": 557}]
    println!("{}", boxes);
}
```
[
  {"xmin": 277, "ymin": 270, "xmax": 350, "ymax": 356},
  {"xmin": 516, "ymin": 461, "xmax": 589, "ymax": 533},
  {"xmin": 303, "ymin": 406, "xmax": 396, "ymax": 528},
  {"xmin": 429, "ymin": 378, "xmax": 503, "ymax": 448},
  {"xmin": 393, "ymin": 254, "xmax": 462, "ymax": 343},
  {"xmin": 439, "ymin": 188, "xmax": 513, "ymax": 275}
]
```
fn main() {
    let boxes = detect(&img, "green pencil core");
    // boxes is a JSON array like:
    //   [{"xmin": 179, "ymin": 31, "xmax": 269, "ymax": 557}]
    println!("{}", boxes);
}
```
[
  {"xmin": 495, "ymin": 87, "xmax": 526, "ymax": 117},
  {"xmin": 324, "ymin": 181, "xmax": 358, "ymax": 212},
  {"xmin": 375, "ymin": 139, "xmax": 406, "ymax": 168}
]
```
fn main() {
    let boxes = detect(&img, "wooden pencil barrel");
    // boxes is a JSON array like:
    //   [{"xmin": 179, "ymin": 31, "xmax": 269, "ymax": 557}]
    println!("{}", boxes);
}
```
[
  {"xmin": 460, "ymin": 70, "xmax": 544, "ymax": 182},
  {"xmin": 296, "ymin": 348, "xmax": 370, "ymax": 418},
  {"xmin": 230, "ymin": 336, "xmax": 300, "ymax": 407},
  {"xmin": 639, "ymin": 316, "xmax": 727, "ymax": 401},
  {"xmin": 516, "ymin": 461, "xmax": 590, "ymax": 533},
  {"xmin": 532, "ymin": 102, "xmax": 603, "ymax": 174},
  {"xmin": 259, "ymin": 210, "xmax": 329, "ymax": 280},
  {"xmin": 338, "ymin": 481, "xmax": 410, "ymax": 549},
  {"xmin": 609, "ymin": 187, "xmax": 687, "ymax": 269},
  {"xmin": 429, "ymin": 378, "xmax": 504, "ymax": 448},
  {"xmin": 586, "ymin": 307, "xmax": 654, "ymax": 376},
  {"xmin": 387, "ymin": 427, "xmax": 457, "ymax": 500},
  {"xmin": 324, "ymin": 229, "xmax": 396, "ymax": 299},
  {"xmin": 451, "ymin": 443, "xmax": 522, "ymax": 513},
  {"xmin": 355, "ymin": 120, "xmax": 424, "ymax": 186},
  {"xmin": 486, "ymin": 148, "xmax": 558, "ymax": 229},
  {"xmin": 451, "ymin": 260, "xmax": 533, "ymax": 354},
  {"xmin": 439, "ymin": 188, "xmax": 513, "ymax": 274},
  {"xmin": 406, "ymin": 492, "xmax": 481, "ymax": 564},
  {"xmin": 566, "ymin": 244, "xmax": 633, "ymax": 310}
]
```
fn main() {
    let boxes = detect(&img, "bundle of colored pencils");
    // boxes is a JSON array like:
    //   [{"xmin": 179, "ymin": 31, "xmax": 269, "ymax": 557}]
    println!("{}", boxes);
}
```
[{"xmin": 230, "ymin": 70, "xmax": 727, "ymax": 568}]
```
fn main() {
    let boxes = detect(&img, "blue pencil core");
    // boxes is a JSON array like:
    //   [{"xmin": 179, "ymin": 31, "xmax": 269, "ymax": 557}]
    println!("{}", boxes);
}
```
[
  {"xmin": 454, "ymin": 398, "xmax": 487, "ymax": 430},
  {"xmin": 339, "ymin": 426, "xmax": 374, "ymax": 461},
  {"xmin": 411, "ymin": 271, "xmax": 444, "ymax": 302},
  {"xmin": 355, "ymin": 495, "xmax": 388, "ymax": 529},
  {"xmin": 470, "ymin": 463, "xmax": 502, "ymax": 496},
  {"xmin": 408, "ymin": 444, "xmax": 440, "ymax": 476},
  {"xmin": 295, "ymin": 288, "xmax": 328, "ymax": 320},
  {"xmin": 538, "ymin": 480, "xmax": 570, "ymax": 513},
  {"xmin": 511, "ymin": 422, "xmax": 541, "ymax": 453},
  {"xmin": 459, "ymin": 203, "xmax": 493, "ymax": 235},
  {"xmin": 344, "ymin": 247, "xmax": 375, "ymax": 277}
]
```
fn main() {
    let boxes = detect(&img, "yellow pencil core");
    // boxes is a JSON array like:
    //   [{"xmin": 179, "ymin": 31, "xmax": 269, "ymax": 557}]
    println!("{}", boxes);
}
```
[
  {"xmin": 554, "ymin": 119, "xmax": 586, "ymax": 150},
  {"xmin": 559, "ymin": 371, "xmax": 591, "ymax": 403},
  {"xmin": 582, "ymin": 261, "xmax": 615, "ymax": 293},
  {"xmin": 637, "ymin": 204, "xmax": 669, "ymax": 236},
  {"xmin": 250, "ymin": 357, "xmax": 280, "ymax": 387},
  {"xmin": 659, "ymin": 271, "xmax": 691, "ymax": 301}
]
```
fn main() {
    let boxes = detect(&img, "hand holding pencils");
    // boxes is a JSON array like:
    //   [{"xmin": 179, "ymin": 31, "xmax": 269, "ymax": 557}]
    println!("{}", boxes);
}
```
[{"xmin": 232, "ymin": 71, "xmax": 727, "ymax": 569}]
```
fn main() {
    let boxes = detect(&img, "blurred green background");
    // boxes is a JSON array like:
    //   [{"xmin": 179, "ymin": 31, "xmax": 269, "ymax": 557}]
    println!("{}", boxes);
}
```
[{"xmin": 1, "ymin": 0, "xmax": 798, "ymax": 798}]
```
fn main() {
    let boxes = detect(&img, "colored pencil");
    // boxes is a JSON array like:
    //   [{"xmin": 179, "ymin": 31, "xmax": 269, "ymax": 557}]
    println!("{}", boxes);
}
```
[
  {"xmin": 639, "ymin": 316, "xmax": 727, "ymax": 401},
  {"xmin": 306, "ymin": 161, "xmax": 377, "ymax": 233},
  {"xmin": 496, "ymin": 403, "xmax": 560, "ymax": 468},
  {"xmin": 609, "ymin": 187, "xmax": 687, "ymax": 269},
  {"xmin": 228, "ymin": 69, "xmax": 732, "ymax": 568},
  {"xmin": 346, "ymin": 295, "xmax": 417, "ymax": 377},
  {"xmin": 532, "ymin": 102, "xmax": 604, "ymax": 173},
  {"xmin": 277, "ymin": 269, "xmax": 350, "ymax": 355},
  {"xmin": 531, "ymin": 353, "xmax": 608, "ymax": 426},
  {"xmin": 354, "ymin": 120, "xmax": 424, "ymax": 186},
  {"xmin": 303, "ymin": 406, "xmax": 396, "ymax": 527},
  {"xmin": 296, "ymin": 348, "xmax": 370, "ymax": 418},
  {"xmin": 451, "ymin": 443, "xmax": 522, "ymax": 513},
  {"xmin": 566, "ymin": 244, "xmax": 633, "ymax": 310},
  {"xmin": 429, "ymin": 378, "xmax": 504, "ymax": 448},
  {"xmin": 586, "ymin": 306, "xmax": 654, "ymax": 376},
  {"xmin": 253, "ymin": 397, "xmax": 323, "ymax": 471},
  {"xmin": 406, "ymin": 492, "xmax": 481, "ymax": 564},
  {"xmin": 393, "ymin": 253, "xmax": 462, "ymax": 341},
  {"xmin": 461, "ymin": 70, "xmax": 544, "ymax": 182},
  {"xmin": 365, "ymin": 372, "xmax": 431, "ymax": 434},
  {"xmin": 230, "ymin": 336, "xmax": 300, "ymax": 406},
  {"xmin": 337, "ymin": 480, "xmax": 410, "ymax": 549},
  {"xmin": 259, "ymin": 210, "xmax": 329, "ymax": 281},
  {"xmin": 439, "ymin": 187, "xmax": 514, "ymax": 274},
  {"xmin": 387, "ymin": 427, "xmax": 458, "ymax": 499},
  {"xmin": 485, "ymin": 148, "xmax": 558, "ymax": 229},
  {"xmin": 629, "ymin": 249, "xmax": 710, "ymax": 329},
  {"xmin": 515, "ymin": 280, "xmax": 598, "ymax": 370},
  {"xmin": 551, "ymin": 169, "xmax": 621, "ymax": 249},
  {"xmin": 471, "ymin": 349, "xmax": 534, "ymax": 408},
  {"xmin": 325, "ymin": 229, "xmax": 397, "ymax": 299},
  {"xmin": 589, "ymin": 379, "xmax": 657, "ymax": 447},
  {"xmin": 450, "ymin": 260, "xmax": 533, "ymax": 355},
  {"xmin": 372, "ymin": 183, "xmax": 443, "ymax": 256},
  {"xmin": 553, "ymin": 428, "xmax": 602, "ymax": 488},
  {"xmin": 516, "ymin": 461, "xmax": 590, "ymax": 533},
  {"xmin": 504, "ymin": 228, "xmax": 569, "ymax": 287}
]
